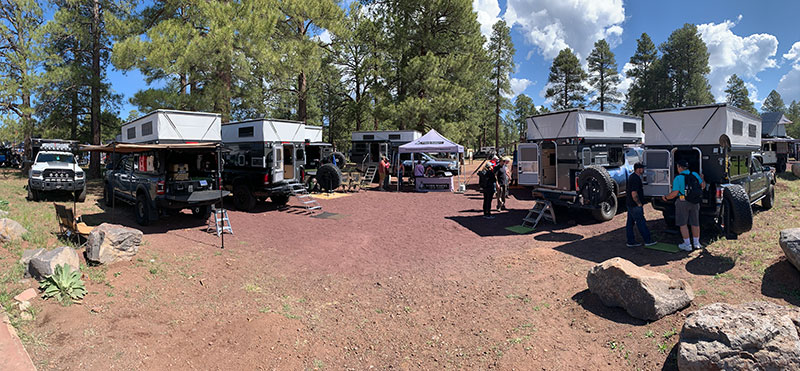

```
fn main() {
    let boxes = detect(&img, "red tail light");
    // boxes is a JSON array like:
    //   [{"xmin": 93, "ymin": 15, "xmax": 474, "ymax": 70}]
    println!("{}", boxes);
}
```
[
  {"xmin": 715, "ymin": 186, "xmax": 723, "ymax": 204},
  {"xmin": 300, "ymin": 169, "xmax": 305, "ymax": 181},
  {"xmin": 218, "ymin": 177, "xmax": 223, "ymax": 190},
  {"xmin": 157, "ymin": 180, "xmax": 165, "ymax": 195},
  {"xmin": 574, "ymin": 177, "xmax": 579, "ymax": 191},
  {"xmin": 263, "ymin": 173, "xmax": 270, "ymax": 185}
]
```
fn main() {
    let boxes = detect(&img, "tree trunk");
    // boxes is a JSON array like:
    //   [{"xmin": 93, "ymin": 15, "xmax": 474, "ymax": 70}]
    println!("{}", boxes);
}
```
[
  {"xmin": 355, "ymin": 78, "xmax": 362, "ymax": 131},
  {"xmin": 495, "ymin": 64, "xmax": 501, "ymax": 151},
  {"xmin": 297, "ymin": 71, "xmax": 307, "ymax": 122},
  {"xmin": 22, "ymin": 94, "xmax": 32, "ymax": 170},
  {"xmin": 88, "ymin": 0, "xmax": 102, "ymax": 179},
  {"xmin": 71, "ymin": 91, "xmax": 78, "ymax": 140}
]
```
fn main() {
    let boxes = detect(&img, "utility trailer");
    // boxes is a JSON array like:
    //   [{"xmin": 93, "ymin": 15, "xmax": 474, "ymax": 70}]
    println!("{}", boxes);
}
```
[
  {"xmin": 643, "ymin": 104, "xmax": 773, "ymax": 237},
  {"xmin": 516, "ymin": 109, "xmax": 643, "ymax": 222}
]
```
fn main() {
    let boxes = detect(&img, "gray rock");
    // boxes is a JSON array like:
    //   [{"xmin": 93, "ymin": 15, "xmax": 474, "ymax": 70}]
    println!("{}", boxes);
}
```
[
  {"xmin": 793, "ymin": 163, "xmax": 800, "ymax": 178},
  {"xmin": 28, "ymin": 246, "xmax": 80, "ymax": 281},
  {"xmin": 678, "ymin": 301, "xmax": 800, "ymax": 370},
  {"xmin": 19, "ymin": 248, "xmax": 45, "ymax": 268},
  {"xmin": 0, "ymin": 210, "xmax": 8, "ymax": 218},
  {"xmin": 0, "ymin": 218, "xmax": 27, "ymax": 243},
  {"xmin": 85, "ymin": 223, "xmax": 142, "ymax": 264},
  {"xmin": 586, "ymin": 257, "xmax": 694, "ymax": 321},
  {"xmin": 780, "ymin": 228, "xmax": 800, "ymax": 271}
]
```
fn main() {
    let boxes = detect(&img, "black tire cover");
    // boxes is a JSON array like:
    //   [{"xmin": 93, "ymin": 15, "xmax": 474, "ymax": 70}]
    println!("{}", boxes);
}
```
[
  {"xmin": 578, "ymin": 166, "xmax": 614, "ymax": 205},
  {"xmin": 323, "ymin": 152, "xmax": 346, "ymax": 168},
  {"xmin": 317, "ymin": 163, "xmax": 342, "ymax": 191},
  {"xmin": 724, "ymin": 184, "xmax": 752, "ymax": 235}
]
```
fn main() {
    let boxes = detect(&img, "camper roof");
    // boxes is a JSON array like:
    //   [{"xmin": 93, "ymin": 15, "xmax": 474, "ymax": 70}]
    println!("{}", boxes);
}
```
[
  {"xmin": 525, "ymin": 109, "xmax": 643, "ymax": 142},
  {"xmin": 643, "ymin": 104, "xmax": 762, "ymax": 149}
]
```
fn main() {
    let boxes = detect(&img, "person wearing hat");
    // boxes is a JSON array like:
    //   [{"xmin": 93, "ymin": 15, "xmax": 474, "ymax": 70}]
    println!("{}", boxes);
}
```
[
  {"xmin": 661, "ymin": 159, "xmax": 705, "ymax": 251},
  {"xmin": 478, "ymin": 162, "xmax": 497, "ymax": 219},
  {"xmin": 494, "ymin": 156, "xmax": 512, "ymax": 211},
  {"xmin": 626, "ymin": 162, "xmax": 656, "ymax": 248}
]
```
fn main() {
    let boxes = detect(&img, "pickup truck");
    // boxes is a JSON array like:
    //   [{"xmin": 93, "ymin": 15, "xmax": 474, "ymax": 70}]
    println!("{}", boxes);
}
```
[{"xmin": 400, "ymin": 152, "xmax": 459, "ymax": 176}]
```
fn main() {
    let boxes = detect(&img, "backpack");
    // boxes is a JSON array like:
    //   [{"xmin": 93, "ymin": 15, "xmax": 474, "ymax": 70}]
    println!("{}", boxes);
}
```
[{"xmin": 681, "ymin": 173, "xmax": 703, "ymax": 204}]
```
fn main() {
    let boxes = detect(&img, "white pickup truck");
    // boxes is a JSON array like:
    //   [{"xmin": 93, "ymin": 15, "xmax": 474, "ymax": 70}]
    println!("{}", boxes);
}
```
[{"xmin": 27, "ymin": 140, "xmax": 86, "ymax": 202}]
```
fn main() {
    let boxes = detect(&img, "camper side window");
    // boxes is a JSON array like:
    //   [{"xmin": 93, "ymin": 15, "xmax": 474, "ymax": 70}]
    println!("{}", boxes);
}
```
[
  {"xmin": 748, "ymin": 124, "xmax": 757, "ymax": 138},
  {"xmin": 127, "ymin": 127, "xmax": 136, "ymax": 139},
  {"xmin": 239, "ymin": 126, "xmax": 254, "ymax": 138},
  {"xmin": 732, "ymin": 120, "xmax": 743, "ymax": 136},
  {"xmin": 519, "ymin": 147, "xmax": 537, "ymax": 161},
  {"xmin": 141, "ymin": 121, "xmax": 153, "ymax": 136},
  {"xmin": 623, "ymin": 122, "xmax": 637, "ymax": 133},
  {"xmin": 586, "ymin": 119, "xmax": 604, "ymax": 132}
]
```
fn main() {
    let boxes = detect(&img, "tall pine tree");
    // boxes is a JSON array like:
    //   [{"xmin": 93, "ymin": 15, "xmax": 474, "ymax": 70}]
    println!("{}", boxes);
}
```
[
  {"xmin": 586, "ymin": 39, "xmax": 621, "ymax": 111},
  {"xmin": 545, "ymin": 48, "xmax": 587, "ymax": 111},
  {"xmin": 512, "ymin": 94, "xmax": 537, "ymax": 141},
  {"xmin": 660, "ymin": 24, "xmax": 713, "ymax": 107},
  {"xmin": 487, "ymin": 20, "xmax": 514, "ymax": 150},
  {"xmin": 762, "ymin": 90, "xmax": 786, "ymax": 113},
  {"xmin": 724, "ymin": 74, "xmax": 757, "ymax": 115}
]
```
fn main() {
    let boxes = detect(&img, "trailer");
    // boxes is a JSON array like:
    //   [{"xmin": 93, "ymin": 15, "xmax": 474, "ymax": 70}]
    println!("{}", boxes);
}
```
[
  {"xmin": 759, "ymin": 112, "xmax": 793, "ymax": 172},
  {"xmin": 350, "ymin": 130, "xmax": 422, "ymax": 172},
  {"xmin": 121, "ymin": 110, "xmax": 222, "ymax": 144}
]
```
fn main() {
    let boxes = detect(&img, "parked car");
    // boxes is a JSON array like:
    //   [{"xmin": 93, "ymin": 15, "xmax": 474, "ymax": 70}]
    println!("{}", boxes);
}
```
[
  {"xmin": 400, "ymin": 152, "xmax": 459, "ymax": 176},
  {"xmin": 26, "ymin": 139, "xmax": 86, "ymax": 202}
]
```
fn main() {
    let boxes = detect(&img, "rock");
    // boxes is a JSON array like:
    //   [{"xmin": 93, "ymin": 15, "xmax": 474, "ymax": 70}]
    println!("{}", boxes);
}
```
[
  {"xmin": 85, "ymin": 223, "xmax": 142, "ymax": 264},
  {"xmin": 780, "ymin": 228, "xmax": 800, "ymax": 271},
  {"xmin": 19, "ymin": 248, "xmax": 45, "ymax": 267},
  {"xmin": 18, "ymin": 301, "xmax": 30, "ymax": 312},
  {"xmin": 586, "ymin": 257, "xmax": 694, "ymax": 321},
  {"xmin": 13, "ymin": 288, "xmax": 36, "ymax": 302},
  {"xmin": 19, "ymin": 312, "xmax": 32, "ymax": 321},
  {"xmin": 28, "ymin": 246, "xmax": 80, "ymax": 281},
  {"xmin": 678, "ymin": 301, "xmax": 800, "ymax": 370},
  {"xmin": 0, "ymin": 218, "xmax": 27, "ymax": 243},
  {"xmin": 0, "ymin": 210, "xmax": 8, "ymax": 218},
  {"xmin": 793, "ymin": 163, "xmax": 800, "ymax": 178}
]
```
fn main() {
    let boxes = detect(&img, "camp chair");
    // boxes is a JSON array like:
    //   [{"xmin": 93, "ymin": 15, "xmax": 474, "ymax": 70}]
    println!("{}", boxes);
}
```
[
  {"xmin": 53, "ymin": 203, "xmax": 94, "ymax": 245},
  {"xmin": 348, "ymin": 171, "xmax": 361, "ymax": 192},
  {"xmin": 339, "ymin": 171, "xmax": 350, "ymax": 192}
]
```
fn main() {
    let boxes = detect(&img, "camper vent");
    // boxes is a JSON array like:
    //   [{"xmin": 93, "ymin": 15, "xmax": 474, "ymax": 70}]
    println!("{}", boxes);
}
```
[
  {"xmin": 127, "ymin": 127, "xmax": 136, "ymax": 139},
  {"xmin": 239, "ymin": 126, "xmax": 254, "ymax": 138},
  {"xmin": 748, "ymin": 124, "xmax": 757, "ymax": 138},
  {"xmin": 623, "ymin": 122, "xmax": 637, "ymax": 133},
  {"xmin": 363, "ymin": 134, "xmax": 374, "ymax": 140},
  {"xmin": 389, "ymin": 134, "xmax": 401, "ymax": 140},
  {"xmin": 586, "ymin": 119, "xmax": 604, "ymax": 132},
  {"xmin": 141, "ymin": 121, "xmax": 153, "ymax": 136},
  {"xmin": 733, "ymin": 120, "xmax": 743, "ymax": 136}
]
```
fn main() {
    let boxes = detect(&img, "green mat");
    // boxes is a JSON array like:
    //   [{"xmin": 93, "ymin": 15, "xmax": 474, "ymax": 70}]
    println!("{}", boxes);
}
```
[
  {"xmin": 643, "ymin": 242, "xmax": 680, "ymax": 253},
  {"xmin": 505, "ymin": 225, "xmax": 535, "ymax": 234}
]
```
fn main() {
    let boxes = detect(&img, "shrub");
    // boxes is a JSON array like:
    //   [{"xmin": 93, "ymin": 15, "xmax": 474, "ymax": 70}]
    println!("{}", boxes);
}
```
[{"xmin": 40, "ymin": 264, "xmax": 87, "ymax": 306}]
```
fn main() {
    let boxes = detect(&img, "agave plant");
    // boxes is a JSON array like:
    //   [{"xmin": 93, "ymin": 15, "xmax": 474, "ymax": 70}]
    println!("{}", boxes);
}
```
[{"xmin": 40, "ymin": 264, "xmax": 87, "ymax": 305}]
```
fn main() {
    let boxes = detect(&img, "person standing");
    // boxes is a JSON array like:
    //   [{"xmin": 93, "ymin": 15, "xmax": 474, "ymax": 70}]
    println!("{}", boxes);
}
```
[
  {"xmin": 494, "ymin": 157, "xmax": 511, "ymax": 211},
  {"xmin": 479, "ymin": 163, "xmax": 497, "ymax": 219},
  {"xmin": 395, "ymin": 159, "xmax": 404, "ymax": 189},
  {"xmin": 378, "ymin": 156, "xmax": 388, "ymax": 191},
  {"xmin": 661, "ymin": 160, "xmax": 705, "ymax": 251},
  {"xmin": 626, "ymin": 163, "xmax": 656, "ymax": 247}
]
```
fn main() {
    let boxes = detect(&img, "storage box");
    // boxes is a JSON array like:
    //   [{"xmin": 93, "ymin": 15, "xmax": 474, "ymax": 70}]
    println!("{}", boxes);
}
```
[{"xmin": 170, "ymin": 163, "xmax": 189, "ymax": 181}]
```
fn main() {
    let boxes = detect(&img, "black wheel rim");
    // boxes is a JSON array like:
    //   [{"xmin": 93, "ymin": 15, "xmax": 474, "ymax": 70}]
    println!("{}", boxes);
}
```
[{"xmin": 138, "ymin": 202, "xmax": 145, "ymax": 219}]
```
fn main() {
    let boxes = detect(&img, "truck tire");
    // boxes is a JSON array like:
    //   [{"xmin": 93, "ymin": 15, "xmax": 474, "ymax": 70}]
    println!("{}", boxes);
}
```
[
  {"xmin": 578, "ymin": 166, "xmax": 614, "ymax": 206},
  {"xmin": 233, "ymin": 183, "xmax": 256, "ymax": 211},
  {"xmin": 720, "ymin": 185, "xmax": 752, "ymax": 235},
  {"xmin": 135, "ymin": 193, "xmax": 151, "ymax": 226},
  {"xmin": 762, "ymin": 184, "xmax": 775, "ymax": 210},
  {"xmin": 316, "ymin": 163, "xmax": 342, "ymax": 191},
  {"xmin": 103, "ymin": 183, "xmax": 113, "ymax": 206},
  {"xmin": 192, "ymin": 205, "xmax": 211, "ymax": 220},
  {"xmin": 270, "ymin": 194, "xmax": 290, "ymax": 206},
  {"xmin": 323, "ymin": 152, "xmax": 346, "ymax": 168},
  {"xmin": 75, "ymin": 187, "xmax": 86, "ymax": 203},
  {"xmin": 591, "ymin": 193, "xmax": 618, "ymax": 222}
]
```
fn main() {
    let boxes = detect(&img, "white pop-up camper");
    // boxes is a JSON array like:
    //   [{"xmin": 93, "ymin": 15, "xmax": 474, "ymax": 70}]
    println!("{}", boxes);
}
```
[
  {"xmin": 350, "ymin": 130, "xmax": 422, "ymax": 170},
  {"xmin": 644, "ymin": 104, "xmax": 761, "ymax": 150},
  {"xmin": 121, "ymin": 110, "xmax": 222, "ymax": 144},
  {"xmin": 526, "ymin": 109, "xmax": 643, "ymax": 142}
]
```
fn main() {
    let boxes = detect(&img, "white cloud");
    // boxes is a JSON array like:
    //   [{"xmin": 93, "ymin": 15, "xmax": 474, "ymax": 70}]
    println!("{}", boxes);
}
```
[
  {"xmin": 316, "ymin": 30, "xmax": 332, "ymax": 44},
  {"xmin": 745, "ymin": 82, "xmax": 761, "ymax": 105},
  {"xmin": 506, "ymin": 77, "xmax": 533, "ymax": 98},
  {"xmin": 784, "ymin": 41, "xmax": 800, "ymax": 63},
  {"xmin": 505, "ymin": 0, "xmax": 625, "ymax": 60},
  {"xmin": 778, "ymin": 65, "xmax": 800, "ymax": 103},
  {"xmin": 473, "ymin": 0, "xmax": 501, "ymax": 42},
  {"xmin": 617, "ymin": 62, "xmax": 635, "ymax": 95},
  {"xmin": 697, "ymin": 19, "xmax": 778, "ymax": 101}
]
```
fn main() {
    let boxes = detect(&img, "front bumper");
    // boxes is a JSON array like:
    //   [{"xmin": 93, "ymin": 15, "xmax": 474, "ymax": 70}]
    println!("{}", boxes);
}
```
[{"xmin": 29, "ymin": 178, "xmax": 85, "ymax": 192}]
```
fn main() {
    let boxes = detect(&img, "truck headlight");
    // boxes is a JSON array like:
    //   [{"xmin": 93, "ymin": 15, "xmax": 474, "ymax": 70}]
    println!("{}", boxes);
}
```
[
  {"xmin": 75, "ymin": 171, "xmax": 85, "ymax": 179},
  {"xmin": 31, "ymin": 170, "xmax": 42, "ymax": 178},
  {"xmin": 448, "ymin": 162, "xmax": 457, "ymax": 169}
]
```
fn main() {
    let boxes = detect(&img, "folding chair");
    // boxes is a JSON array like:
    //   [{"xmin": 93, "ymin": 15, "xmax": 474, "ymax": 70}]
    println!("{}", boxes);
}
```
[
  {"xmin": 53, "ymin": 203, "xmax": 94, "ymax": 246},
  {"xmin": 339, "ymin": 171, "xmax": 350, "ymax": 192},
  {"xmin": 348, "ymin": 171, "xmax": 361, "ymax": 192}
]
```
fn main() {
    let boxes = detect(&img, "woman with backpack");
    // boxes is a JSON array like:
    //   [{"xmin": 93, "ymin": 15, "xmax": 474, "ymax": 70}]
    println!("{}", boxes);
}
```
[{"xmin": 661, "ymin": 160, "xmax": 705, "ymax": 251}]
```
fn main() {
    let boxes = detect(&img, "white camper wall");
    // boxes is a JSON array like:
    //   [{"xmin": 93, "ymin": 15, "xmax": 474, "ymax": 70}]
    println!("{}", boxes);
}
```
[
  {"xmin": 221, "ymin": 119, "xmax": 308, "ymax": 143},
  {"xmin": 305, "ymin": 125, "xmax": 323, "ymax": 142},
  {"xmin": 644, "ymin": 106, "xmax": 761, "ymax": 148},
  {"xmin": 121, "ymin": 110, "xmax": 221, "ymax": 143},
  {"xmin": 351, "ymin": 131, "xmax": 422, "ymax": 142},
  {"xmin": 526, "ymin": 110, "xmax": 642, "ymax": 141}
]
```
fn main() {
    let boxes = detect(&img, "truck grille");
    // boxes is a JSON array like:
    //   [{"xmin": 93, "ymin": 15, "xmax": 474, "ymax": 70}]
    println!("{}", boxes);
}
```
[{"xmin": 43, "ymin": 169, "xmax": 75, "ymax": 181}]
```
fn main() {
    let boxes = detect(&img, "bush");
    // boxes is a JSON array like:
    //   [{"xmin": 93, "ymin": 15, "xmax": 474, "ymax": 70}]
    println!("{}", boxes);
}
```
[{"xmin": 40, "ymin": 264, "xmax": 87, "ymax": 305}]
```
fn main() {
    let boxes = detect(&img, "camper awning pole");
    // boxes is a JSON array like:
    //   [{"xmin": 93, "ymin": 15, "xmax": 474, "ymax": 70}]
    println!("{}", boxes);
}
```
[{"xmin": 217, "ymin": 144, "xmax": 224, "ymax": 249}]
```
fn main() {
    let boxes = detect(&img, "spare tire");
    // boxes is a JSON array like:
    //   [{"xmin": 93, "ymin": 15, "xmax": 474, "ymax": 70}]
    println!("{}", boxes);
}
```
[
  {"xmin": 323, "ymin": 152, "xmax": 346, "ymax": 168},
  {"xmin": 578, "ymin": 166, "xmax": 614, "ymax": 206},
  {"xmin": 591, "ymin": 193, "xmax": 618, "ymax": 222},
  {"xmin": 721, "ymin": 184, "xmax": 752, "ymax": 235},
  {"xmin": 316, "ymin": 163, "xmax": 342, "ymax": 191}
]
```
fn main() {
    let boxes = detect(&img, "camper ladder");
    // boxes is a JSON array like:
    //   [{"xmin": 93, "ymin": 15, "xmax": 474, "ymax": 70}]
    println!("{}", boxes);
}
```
[
  {"xmin": 360, "ymin": 165, "xmax": 378, "ymax": 190},
  {"xmin": 289, "ymin": 181, "xmax": 322, "ymax": 213},
  {"xmin": 522, "ymin": 200, "xmax": 556, "ymax": 230},
  {"xmin": 208, "ymin": 206, "xmax": 233, "ymax": 236}
]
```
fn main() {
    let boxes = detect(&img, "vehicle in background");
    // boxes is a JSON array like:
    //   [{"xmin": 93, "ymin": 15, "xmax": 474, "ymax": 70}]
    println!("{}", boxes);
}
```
[
  {"xmin": 473, "ymin": 146, "xmax": 495, "ymax": 159},
  {"xmin": 350, "ymin": 130, "xmax": 422, "ymax": 173},
  {"xmin": 0, "ymin": 144, "xmax": 22, "ymax": 168},
  {"xmin": 517, "ymin": 109, "xmax": 644, "ymax": 222},
  {"xmin": 759, "ymin": 112, "xmax": 793, "ymax": 173},
  {"xmin": 27, "ymin": 139, "xmax": 85, "ymax": 202},
  {"xmin": 399, "ymin": 152, "xmax": 459, "ymax": 176},
  {"xmin": 643, "ymin": 104, "xmax": 773, "ymax": 237}
]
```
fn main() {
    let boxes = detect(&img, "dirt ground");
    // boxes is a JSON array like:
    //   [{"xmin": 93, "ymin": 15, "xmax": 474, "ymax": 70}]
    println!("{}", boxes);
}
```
[{"xmin": 3, "ymin": 162, "xmax": 800, "ymax": 370}]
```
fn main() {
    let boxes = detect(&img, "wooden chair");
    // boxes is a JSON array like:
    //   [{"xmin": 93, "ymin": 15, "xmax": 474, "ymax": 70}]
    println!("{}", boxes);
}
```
[{"xmin": 53, "ymin": 203, "xmax": 94, "ymax": 245}]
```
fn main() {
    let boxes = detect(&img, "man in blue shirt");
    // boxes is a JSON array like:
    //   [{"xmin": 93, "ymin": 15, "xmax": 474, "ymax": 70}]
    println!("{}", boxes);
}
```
[
  {"xmin": 626, "ymin": 163, "xmax": 656, "ymax": 247},
  {"xmin": 661, "ymin": 160, "xmax": 705, "ymax": 251}
]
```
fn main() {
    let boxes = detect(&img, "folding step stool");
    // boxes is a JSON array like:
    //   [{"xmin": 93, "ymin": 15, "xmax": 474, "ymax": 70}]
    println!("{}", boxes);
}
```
[
  {"xmin": 208, "ymin": 206, "xmax": 233, "ymax": 236},
  {"xmin": 360, "ymin": 165, "xmax": 378, "ymax": 190},
  {"xmin": 289, "ymin": 181, "xmax": 322, "ymax": 214},
  {"xmin": 522, "ymin": 199, "xmax": 557, "ymax": 230}
]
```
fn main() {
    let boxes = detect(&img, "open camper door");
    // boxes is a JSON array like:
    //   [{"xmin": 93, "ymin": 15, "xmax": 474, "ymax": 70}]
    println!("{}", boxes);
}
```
[
  {"xmin": 517, "ymin": 143, "xmax": 539, "ymax": 186},
  {"xmin": 379, "ymin": 143, "xmax": 389, "ymax": 159},
  {"xmin": 272, "ymin": 144, "xmax": 284, "ymax": 182},
  {"xmin": 643, "ymin": 149, "xmax": 671, "ymax": 196}
]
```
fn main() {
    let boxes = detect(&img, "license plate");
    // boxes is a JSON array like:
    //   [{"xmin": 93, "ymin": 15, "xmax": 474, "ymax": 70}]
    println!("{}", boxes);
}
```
[
  {"xmin": 199, "ymin": 180, "xmax": 208, "ymax": 187},
  {"xmin": 188, "ymin": 185, "xmax": 193, "ymax": 192}
]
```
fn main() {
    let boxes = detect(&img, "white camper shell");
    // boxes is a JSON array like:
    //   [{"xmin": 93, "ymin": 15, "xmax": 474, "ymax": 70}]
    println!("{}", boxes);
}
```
[
  {"xmin": 351, "ymin": 130, "xmax": 422, "ymax": 143},
  {"xmin": 526, "ymin": 109, "xmax": 643, "ymax": 142},
  {"xmin": 222, "ymin": 118, "xmax": 319, "ymax": 144},
  {"xmin": 121, "ymin": 110, "xmax": 222, "ymax": 144},
  {"xmin": 644, "ymin": 104, "xmax": 761, "ymax": 150}
]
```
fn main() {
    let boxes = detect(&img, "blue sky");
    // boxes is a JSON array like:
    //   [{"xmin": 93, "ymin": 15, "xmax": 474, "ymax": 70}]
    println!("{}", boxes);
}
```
[{"xmin": 109, "ymin": 0, "xmax": 800, "ymax": 116}]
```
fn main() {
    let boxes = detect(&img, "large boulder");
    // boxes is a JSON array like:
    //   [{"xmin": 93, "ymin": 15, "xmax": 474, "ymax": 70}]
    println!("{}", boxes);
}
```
[
  {"xmin": 678, "ymin": 301, "xmax": 800, "ymax": 370},
  {"xmin": 28, "ymin": 246, "xmax": 80, "ymax": 281},
  {"xmin": 586, "ymin": 257, "xmax": 694, "ymax": 321},
  {"xmin": 85, "ymin": 223, "xmax": 142, "ymax": 264},
  {"xmin": 792, "ymin": 163, "xmax": 800, "ymax": 178},
  {"xmin": 779, "ymin": 228, "xmax": 800, "ymax": 271},
  {"xmin": 19, "ymin": 248, "xmax": 45, "ymax": 268},
  {"xmin": 0, "ymin": 218, "xmax": 27, "ymax": 243}
]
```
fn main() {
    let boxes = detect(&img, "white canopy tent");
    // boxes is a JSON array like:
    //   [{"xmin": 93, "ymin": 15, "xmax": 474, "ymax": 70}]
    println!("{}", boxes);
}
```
[{"xmin": 397, "ymin": 129, "xmax": 465, "ymax": 192}]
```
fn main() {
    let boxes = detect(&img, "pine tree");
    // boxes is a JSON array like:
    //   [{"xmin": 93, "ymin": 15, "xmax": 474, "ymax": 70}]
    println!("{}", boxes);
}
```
[
  {"xmin": 586, "ymin": 39, "xmax": 621, "ymax": 111},
  {"xmin": 624, "ymin": 33, "xmax": 660, "ymax": 115},
  {"xmin": 785, "ymin": 100, "xmax": 800, "ymax": 138},
  {"xmin": 724, "ymin": 74, "xmax": 757, "ymax": 115},
  {"xmin": 761, "ymin": 90, "xmax": 786, "ymax": 113},
  {"xmin": 545, "ymin": 48, "xmax": 587, "ymax": 111},
  {"xmin": 512, "ymin": 94, "xmax": 537, "ymax": 141},
  {"xmin": 660, "ymin": 24, "xmax": 713, "ymax": 107},
  {"xmin": 487, "ymin": 20, "xmax": 515, "ymax": 151}
]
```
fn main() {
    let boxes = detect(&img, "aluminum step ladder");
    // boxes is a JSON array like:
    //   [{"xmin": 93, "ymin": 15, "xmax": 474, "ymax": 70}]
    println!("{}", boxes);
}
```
[
  {"xmin": 522, "ymin": 199, "xmax": 556, "ymax": 230},
  {"xmin": 360, "ymin": 165, "xmax": 378, "ymax": 190},
  {"xmin": 207, "ymin": 206, "xmax": 233, "ymax": 236},
  {"xmin": 289, "ymin": 181, "xmax": 322, "ymax": 213}
]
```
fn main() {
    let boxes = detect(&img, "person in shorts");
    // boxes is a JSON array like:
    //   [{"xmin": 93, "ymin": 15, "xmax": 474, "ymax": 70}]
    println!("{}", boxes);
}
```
[{"xmin": 661, "ymin": 160, "xmax": 705, "ymax": 251}]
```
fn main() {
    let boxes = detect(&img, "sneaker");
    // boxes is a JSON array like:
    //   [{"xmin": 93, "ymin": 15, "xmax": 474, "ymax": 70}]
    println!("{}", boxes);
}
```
[
  {"xmin": 644, "ymin": 241, "xmax": 658, "ymax": 247},
  {"xmin": 483, "ymin": 215, "xmax": 495, "ymax": 219},
  {"xmin": 678, "ymin": 242, "xmax": 693, "ymax": 252},
  {"xmin": 626, "ymin": 242, "xmax": 642, "ymax": 248},
  {"xmin": 693, "ymin": 242, "xmax": 704, "ymax": 250}
]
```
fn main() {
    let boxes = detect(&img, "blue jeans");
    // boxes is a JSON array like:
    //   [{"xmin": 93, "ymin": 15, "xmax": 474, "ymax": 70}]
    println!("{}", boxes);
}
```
[{"xmin": 626, "ymin": 206, "xmax": 652, "ymax": 245}]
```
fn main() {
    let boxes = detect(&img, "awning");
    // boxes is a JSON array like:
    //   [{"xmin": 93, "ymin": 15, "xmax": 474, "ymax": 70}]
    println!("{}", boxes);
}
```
[
  {"xmin": 398, "ymin": 129, "xmax": 464, "ymax": 153},
  {"xmin": 80, "ymin": 142, "xmax": 221, "ymax": 153}
]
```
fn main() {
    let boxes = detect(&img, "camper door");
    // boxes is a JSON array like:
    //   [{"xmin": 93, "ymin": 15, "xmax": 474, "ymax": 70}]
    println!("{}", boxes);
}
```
[
  {"xmin": 643, "ymin": 149, "xmax": 671, "ymax": 196},
  {"xmin": 517, "ymin": 143, "xmax": 539, "ymax": 186},
  {"xmin": 272, "ymin": 145, "xmax": 284, "ymax": 182}
]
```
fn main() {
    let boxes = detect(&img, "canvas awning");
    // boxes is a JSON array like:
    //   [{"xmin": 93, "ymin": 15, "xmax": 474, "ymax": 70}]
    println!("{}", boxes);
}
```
[
  {"xmin": 398, "ymin": 129, "xmax": 464, "ymax": 153},
  {"xmin": 80, "ymin": 142, "xmax": 221, "ymax": 153}
]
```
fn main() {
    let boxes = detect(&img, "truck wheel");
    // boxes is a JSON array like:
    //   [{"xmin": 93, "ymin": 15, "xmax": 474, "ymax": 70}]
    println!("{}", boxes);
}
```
[
  {"xmin": 323, "ymin": 152, "xmax": 346, "ymax": 168},
  {"xmin": 135, "ymin": 193, "xmax": 151, "ymax": 226},
  {"xmin": 27, "ymin": 187, "xmax": 38, "ymax": 202},
  {"xmin": 103, "ymin": 184, "xmax": 113, "ymax": 206},
  {"xmin": 192, "ymin": 205, "xmax": 211, "ymax": 220},
  {"xmin": 316, "ymin": 163, "xmax": 342, "ymax": 192},
  {"xmin": 233, "ymin": 183, "xmax": 256, "ymax": 211},
  {"xmin": 578, "ymin": 166, "xmax": 614, "ymax": 206},
  {"xmin": 75, "ymin": 187, "xmax": 87, "ymax": 203},
  {"xmin": 591, "ymin": 193, "xmax": 618, "ymax": 222},
  {"xmin": 720, "ymin": 185, "xmax": 752, "ymax": 235},
  {"xmin": 270, "ymin": 194, "xmax": 290, "ymax": 206},
  {"xmin": 762, "ymin": 184, "xmax": 775, "ymax": 210}
]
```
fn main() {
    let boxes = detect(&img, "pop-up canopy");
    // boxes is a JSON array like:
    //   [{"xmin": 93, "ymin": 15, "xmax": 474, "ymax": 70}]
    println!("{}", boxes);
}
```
[{"xmin": 398, "ymin": 129, "xmax": 464, "ymax": 153}]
